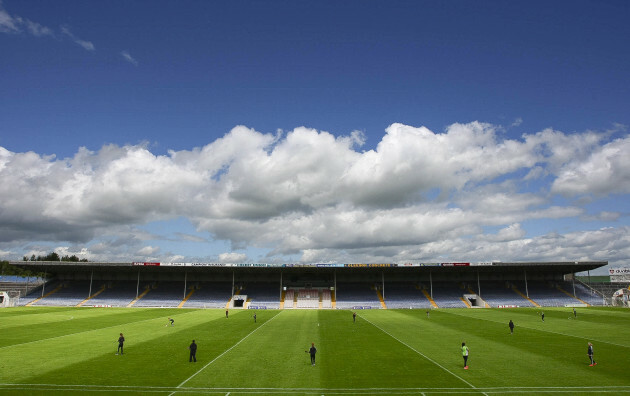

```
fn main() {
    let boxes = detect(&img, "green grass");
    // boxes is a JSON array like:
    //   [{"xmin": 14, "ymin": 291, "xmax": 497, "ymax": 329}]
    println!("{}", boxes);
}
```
[{"xmin": 1, "ymin": 307, "xmax": 629, "ymax": 395}]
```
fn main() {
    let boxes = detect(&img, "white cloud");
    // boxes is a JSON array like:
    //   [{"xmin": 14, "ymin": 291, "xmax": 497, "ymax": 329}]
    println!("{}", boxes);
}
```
[
  {"xmin": 551, "ymin": 136, "xmax": 630, "ymax": 196},
  {"xmin": 121, "ymin": 50, "xmax": 138, "ymax": 66},
  {"xmin": 0, "ymin": 122, "xmax": 628, "ymax": 268},
  {"xmin": 0, "ymin": 4, "xmax": 21, "ymax": 33},
  {"xmin": 0, "ymin": 3, "xmax": 98, "ymax": 52},
  {"xmin": 218, "ymin": 252, "xmax": 248, "ymax": 263},
  {"xmin": 0, "ymin": 3, "xmax": 52, "ymax": 37},
  {"xmin": 25, "ymin": 19, "xmax": 52, "ymax": 37},
  {"xmin": 60, "ymin": 26, "xmax": 94, "ymax": 51}
]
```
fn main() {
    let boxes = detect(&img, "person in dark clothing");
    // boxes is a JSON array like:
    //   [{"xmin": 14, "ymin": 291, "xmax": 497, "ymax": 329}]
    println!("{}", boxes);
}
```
[
  {"xmin": 587, "ymin": 342, "xmax": 596, "ymax": 366},
  {"xmin": 117, "ymin": 333, "xmax": 124, "ymax": 355},
  {"xmin": 253, "ymin": 313, "xmax": 257, "ymax": 323},
  {"xmin": 226, "ymin": 309, "xmax": 229, "ymax": 318},
  {"xmin": 509, "ymin": 320, "xmax": 514, "ymax": 334},
  {"xmin": 573, "ymin": 308, "xmax": 577, "ymax": 318},
  {"xmin": 353, "ymin": 312, "xmax": 356, "ymax": 323},
  {"xmin": 168, "ymin": 317, "xmax": 174, "ymax": 326},
  {"xmin": 189, "ymin": 340, "xmax": 197, "ymax": 362},
  {"xmin": 306, "ymin": 342, "xmax": 317, "ymax": 366},
  {"xmin": 541, "ymin": 312, "xmax": 545, "ymax": 322}
]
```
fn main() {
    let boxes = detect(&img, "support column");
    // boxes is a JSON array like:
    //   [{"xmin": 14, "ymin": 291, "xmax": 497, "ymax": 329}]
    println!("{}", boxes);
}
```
[
  {"xmin": 430, "ymin": 270, "xmax": 433, "ymax": 299},
  {"xmin": 136, "ymin": 270, "xmax": 140, "ymax": 299},
  {"xmin": 279, "ymin": 271, "xmax": 283, "ymax": 301},
  {"xmin": 477, "ymin": 271, "xmax": 481, "ymax": 297},
  {"xmin": 41, "ymin": 269, "xmax": 47, "ymax": 297},
  {"xmin": 231, "ymin": 271, "xmax": 235, "ymax": 297},
  {"xmin": 382, "ymin": 271, "xmax": 385, "ymax": 300},
  {"xmin": 88, "ymin": 269, "xmax": 93, "ymax": 298},
  {"xmin": 572, "ymin": 273, "xmax": 576, "ymax": 297},
  {"xmin": 524, "ymin": 270, "xmax": 529, "ymax": 298},
  {"xmin": 184, "ymin": 271, "xmax": 187, "ymax": 299}
]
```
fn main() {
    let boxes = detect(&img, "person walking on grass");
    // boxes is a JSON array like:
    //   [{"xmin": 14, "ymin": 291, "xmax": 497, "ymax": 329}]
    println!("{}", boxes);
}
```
[
  {"xmin": 116, "ymin": 333, "xmax": 125, "ymax": 355},
  {"xmin": 461, "ymin": 342, "xmax": 469, "ymax": 369},
  {"xmin": 587, "ymin": 342, "xmax": 597, "ymax": 366},
  {"xmin": 189, "ymin": 340, "xmax": 197, "ymax": 362},
  {"xmin": 353, "ymin": 312, "xmax": 356, "ymax": 323},
  {"xmin": 306, "ymin": 342, "xmax": 317, "ymax": 366},
  {"xmin": 509, "ymin": 319, "xmax": 514, "ymax": 334}
]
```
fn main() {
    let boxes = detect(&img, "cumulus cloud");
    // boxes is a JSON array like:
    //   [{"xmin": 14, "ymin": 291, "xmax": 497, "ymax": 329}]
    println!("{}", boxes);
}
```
[{"xmin": 0, "ymin": 122, "xmax": 629, "ymax": 268}]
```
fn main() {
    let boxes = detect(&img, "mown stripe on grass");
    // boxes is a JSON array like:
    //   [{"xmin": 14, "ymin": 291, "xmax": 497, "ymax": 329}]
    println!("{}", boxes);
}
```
[
  {"xmin": 440, "ymin": 309, "xmax": 630, "ymax": 349},
  {"xmin": 0, "ymin": 308, "xmax": 201, "ymax": 350},
  {"xmin": 172, "ymin": 310, "xmax": 284, "ymax": 393},
  {"xmin": 357, "ymin": 313, "xmax": 484, "ymax": 395},
  {"xmin": 2, "ymin": 383, "xmax": 630, "ymax": 394}
]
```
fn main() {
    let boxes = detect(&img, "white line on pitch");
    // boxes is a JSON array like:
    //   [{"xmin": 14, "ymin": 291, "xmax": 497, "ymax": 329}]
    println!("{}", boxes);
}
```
[
  {"xmin": 358, "ymin": 314, "xmax": 488, "ymax": 396},
  {"xmin": 170, "ymin": 310, "xmax": 284, "ymax": 395},
  {"xmin": 440, "ymin": 309, "xmax": 630, "ymax": 349}
]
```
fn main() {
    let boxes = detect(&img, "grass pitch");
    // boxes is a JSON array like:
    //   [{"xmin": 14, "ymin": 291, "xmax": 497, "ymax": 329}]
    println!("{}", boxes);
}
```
[{"xmin": 1, "ymin": 306, "xmax": 629, "ymax": 395}]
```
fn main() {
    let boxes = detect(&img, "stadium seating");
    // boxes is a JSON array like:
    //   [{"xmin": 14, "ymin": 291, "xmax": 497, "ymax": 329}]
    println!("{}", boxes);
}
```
[
  {"xmin": 429, "ymin": 282, "xmax": 468, "ymax": 308},
  {"xmin": 133, "ymin": 282, "xmax": 185, "ymax": 307},
  {"xmin": 521, "ymin": 281, "xmax": 582, "ymax": 307},
  {"xmin": 571, "ymin": 282, "xmax": 605, "ymax": 306},
  {"xmin": 29, "ymin": 280, "xmax": 91, "ymax": 306},
  {"xmin": 474, "ymin": 281, "xmax": 535, "ymax": 308},
  {"xmin": 321, "ymin": 289, "xmax": 332, "ymax": 308},
  {"xmin": 383, "ymin": 282, "xmax": 433, "ymax": 309},
  {"xmin": 283, "ymin": 289, "xmax": 295, "ymax": 309},
  {"xmin": 296, "ymin": 289, "xmax": 319, "ymax": 308},
  {"xmin": 243, "ymin": 282, "xmax": 281, "ymax": 309},
  {"xmin": 183, "ymin": 282, "xmax": 233, "ymax": 308},
  {"xmin": 85, "ymin": 281, "xmax": 139, "ymax": 307},
  {"xmin": 335, "ymin": 282, "xmax": 381, "ymax": 309},
  {"xmin": 9, "ymin": 277, "xmax": 607, "ymax": 309}
]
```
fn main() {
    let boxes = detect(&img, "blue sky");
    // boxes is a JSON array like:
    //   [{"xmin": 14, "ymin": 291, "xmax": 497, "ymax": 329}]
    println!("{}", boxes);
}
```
[{"xmin": 1, "ymin": 0, "xmax": 629, "ymax": 273}]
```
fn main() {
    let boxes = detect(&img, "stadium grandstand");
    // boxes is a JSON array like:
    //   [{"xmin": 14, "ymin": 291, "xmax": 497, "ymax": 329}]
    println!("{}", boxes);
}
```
[{"xmin": 3, "ymin": 260, "xmax": 626, "ymax": 309}]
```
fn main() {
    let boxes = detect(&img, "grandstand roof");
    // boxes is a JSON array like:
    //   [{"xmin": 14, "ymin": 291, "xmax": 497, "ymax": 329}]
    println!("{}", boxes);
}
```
[{"xmin": 10, "ymin": 260, "xmax": 607, "ymax": 275}]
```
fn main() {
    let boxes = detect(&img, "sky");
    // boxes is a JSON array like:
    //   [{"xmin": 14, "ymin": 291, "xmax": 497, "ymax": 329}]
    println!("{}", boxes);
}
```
[{"xmin": 1, "ymin": 0, "xmax": 629, "ymax": 273}]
